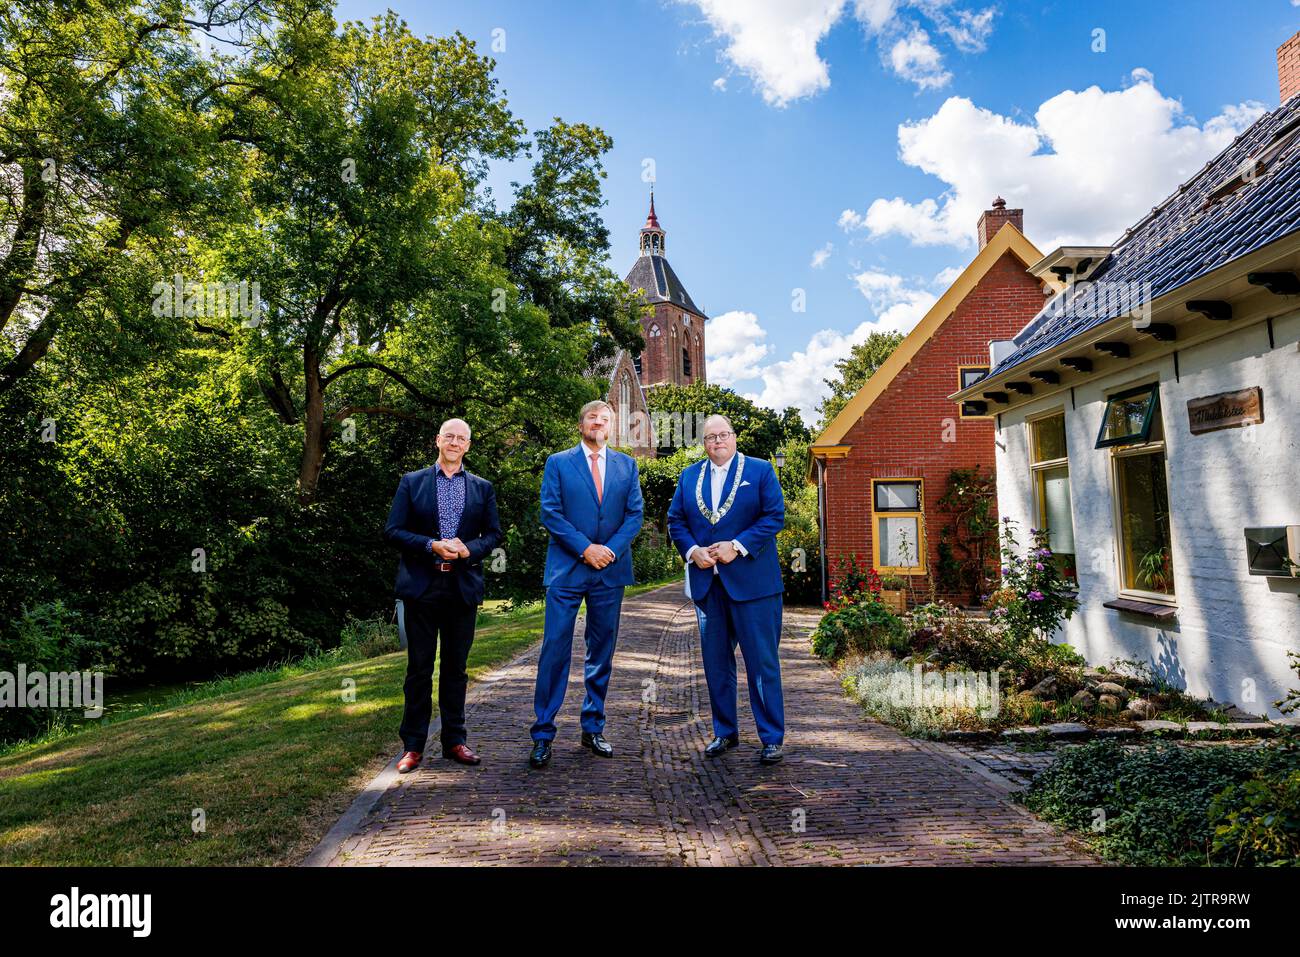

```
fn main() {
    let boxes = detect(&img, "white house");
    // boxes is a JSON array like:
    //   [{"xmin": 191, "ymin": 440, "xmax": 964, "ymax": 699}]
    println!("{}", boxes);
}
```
[{"xmin": 954, "ymin": 47, "xmax": 1300, "ymax": 717}]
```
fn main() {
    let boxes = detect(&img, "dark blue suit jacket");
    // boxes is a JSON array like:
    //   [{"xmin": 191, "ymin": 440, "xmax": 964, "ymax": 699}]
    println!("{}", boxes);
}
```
[
  {"xmin": 540, "ymin": 443, "xmax": 644, "ymax": 588},
  {"xmin": 384, "ymin": 466, "xmax": 502, "ymax": 607},
  {"xmin": 667, "ymin": 454, "xmax": 785, "ymax": 603}
]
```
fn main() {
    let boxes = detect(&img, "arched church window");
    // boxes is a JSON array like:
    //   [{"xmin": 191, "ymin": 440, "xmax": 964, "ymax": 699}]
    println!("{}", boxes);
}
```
[
  {"xmin": 619, "ymin": 374, "xmax": 632, "ymax": 444},
  {"xmin": 649, "ymin": 323, "xmax": 660, "ymax": 337}
]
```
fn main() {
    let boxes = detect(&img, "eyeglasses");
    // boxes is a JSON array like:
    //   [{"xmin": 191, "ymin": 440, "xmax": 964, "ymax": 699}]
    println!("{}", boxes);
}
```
[
  {"xmin": 703, "ymin": 431, "xmax": 734, "ymax": 443},
  {"xmin": 440, "ymin": 433, "xmax": 470, "ymax": 445}
]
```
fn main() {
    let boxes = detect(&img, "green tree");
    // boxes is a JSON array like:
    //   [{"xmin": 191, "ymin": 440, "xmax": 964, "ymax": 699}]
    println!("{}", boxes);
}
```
[
  {"xmin": 646, "ymin": 382, "xmax": 801, "ymax": 460},
  {"xmin": 0, "ymin": 0, "xmax": 272, "ymax": 393},
  {"xmin": 816, "ymin": 330, "xmax": 904, "ymax": 430}
]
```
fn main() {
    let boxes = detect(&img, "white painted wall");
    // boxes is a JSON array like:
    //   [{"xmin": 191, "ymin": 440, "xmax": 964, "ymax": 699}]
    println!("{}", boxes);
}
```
[{"xmin": 994, "ymin": 309, "xmax": 1300, "ymax": 717}]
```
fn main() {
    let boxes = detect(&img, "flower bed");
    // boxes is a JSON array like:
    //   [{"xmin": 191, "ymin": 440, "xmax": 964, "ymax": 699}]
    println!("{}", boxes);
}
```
[{"xmin": 817, "ymin": 521, "xmax": 1258, "ymax": 737}]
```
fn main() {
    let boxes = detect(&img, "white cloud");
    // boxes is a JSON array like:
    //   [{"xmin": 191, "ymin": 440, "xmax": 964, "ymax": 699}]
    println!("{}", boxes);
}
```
[
  {"xmin": 705, "ymin": 310, "xmax": 770, "ymax": 383},
  {"xmin": 681, "ymin": 0, "xmax": 849, "ymax": 107},
  {"xmin": 810, "ymin": 241, "xmax": 834, "ymax": 268},
  {"xmin": 850, "ymin": 268, "xmax": 937, "ymax": 332},
  {"xmin": 679, "ymin": 0, "xmax": 998, "ymax": 103},
  {"xmin": 926, "ymin": 4, "xmax": 995, "ymax": 53},
  {"xmin": 839, "ymin": 70, "xmax": 1266, "ymax": 250},
  {"xmin": 708, "ymin": 269, "xmax": 934, "ymax": 420},
  {"xmin": 887, "ymin": 28, "xmax": 951, "ymax": 90},
  {"xmin": 932, "ymin": 264, "xmax": 963, "ymax": 287}
]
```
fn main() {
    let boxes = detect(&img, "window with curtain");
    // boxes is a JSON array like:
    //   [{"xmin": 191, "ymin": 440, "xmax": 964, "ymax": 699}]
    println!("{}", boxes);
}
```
[
  {"xmin": 872, "ymin": 479, "xmax": 924, "ymax": 572},
  {"xmin": 1029, "ymin": 412, "xmax": 1076, "ymax": 581}
]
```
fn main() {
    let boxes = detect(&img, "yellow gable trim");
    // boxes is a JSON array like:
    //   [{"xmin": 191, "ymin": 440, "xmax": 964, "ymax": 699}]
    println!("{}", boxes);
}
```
[{"xmin": 812, "ymin": 223, "xmax": 1051, "ymax": 448}]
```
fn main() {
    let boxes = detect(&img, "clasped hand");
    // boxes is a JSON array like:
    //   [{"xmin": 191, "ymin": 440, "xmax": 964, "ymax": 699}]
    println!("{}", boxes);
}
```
[
  {"xmin": 430, "ymin": 537, "xmax": 470, "ymax": 560},
  {"xmin": 582, "ymin": 543, "xmax": 617, "ymax": 569},
  {"xmin": 692, "ymin": 540, "xmax": 738, "ymax": 569}
]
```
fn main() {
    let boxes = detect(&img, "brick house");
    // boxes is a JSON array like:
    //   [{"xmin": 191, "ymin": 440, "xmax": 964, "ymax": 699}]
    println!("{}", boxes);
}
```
[
  {"xmin": 597, "ymin": 192, "xmax": 708, "ymax": 458},
  {"xmin": 810, "ymin": 201, "xmax": 1056, "ymax": 604}
]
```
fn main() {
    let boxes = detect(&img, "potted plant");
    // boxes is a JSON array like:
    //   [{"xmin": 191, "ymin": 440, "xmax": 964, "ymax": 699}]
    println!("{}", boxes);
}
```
[
  {"xmin": 878, "ymin": 574, "xmax": 907, "ymax": 613},
  {"xmin": 1136, "ymin": 545, "xmax": 1173, "ymax": 593}
]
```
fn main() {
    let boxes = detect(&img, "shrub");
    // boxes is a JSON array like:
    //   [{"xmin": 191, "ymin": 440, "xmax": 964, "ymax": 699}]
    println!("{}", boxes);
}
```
[
  {"xmin": 0, "ymin": 602, "xmax": 104, "ymax": 743},
  {"xmin": 825, "ymin": 553, "xmax": 880, "ymax": 610},
  {"xmin": 843, "ymin": 654, "xmax": 990, "ymax": 738},
  {"xmin": 1209, "ymin": 746, "xmax": 1300, "ymax": 866},
  {"xmin": 778, "ymin": 481, "xmax": 821, "ymax": 605},
  {"xmin": 988, "ymin": 519, "xmax": 1079, "ymax": 644},
  {"xmin": 632, "ymin": 531, "xmax": 683, "ymax": 583},
  {"xmin": 812, "ymin": 595, "xmax": 907, "ymax": 661},
  {"xmin": 1021, "ymin": 740, "xmax": 1299, "ymax": 865},
  {"xmin": 905, "ymin": 601, "xmax": 1001, "ymax": 670}
]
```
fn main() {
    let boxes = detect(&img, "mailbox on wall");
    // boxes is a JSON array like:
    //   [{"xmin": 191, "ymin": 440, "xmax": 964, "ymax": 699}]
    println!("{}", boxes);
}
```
[{"xmin": 1245, "ymin": 526, "xmax": 1300, "ymax": 576}]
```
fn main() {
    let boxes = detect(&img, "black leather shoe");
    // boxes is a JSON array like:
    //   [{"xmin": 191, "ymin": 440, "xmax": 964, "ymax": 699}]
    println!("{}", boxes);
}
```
[
  {"xmin": 759, "ymin": 743, "xmax": 784, "ymax": 764},
  {"xmin": 528, "ymin": 739, "xmax": 552, "ymax": 768},
  {"xmin": 580, "ymin": 731, "xmax": 614, "ymax": 758},
  {"xmin": 704, "ymin": 735, "xmax": 739, "ymax": 757}
]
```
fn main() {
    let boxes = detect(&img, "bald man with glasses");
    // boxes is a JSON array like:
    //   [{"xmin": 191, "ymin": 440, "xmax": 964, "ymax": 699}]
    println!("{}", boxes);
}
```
[
  {"xmin": 667, "ymin": 414, "xmax": 787, "ymax": 764},
  {"xmin": 384, "ymin": 418, "xmax": 501, "ymax": 773}
]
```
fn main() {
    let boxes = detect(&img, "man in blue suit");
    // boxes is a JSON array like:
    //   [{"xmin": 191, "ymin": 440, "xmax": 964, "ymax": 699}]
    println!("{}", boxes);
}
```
[
  {"xmin": 384, "ymin": 418, "xmax": 502, "ymax": 773},
  {"xmin": 529, "ymin": 399, "xmax": 644, "ymax": 768},
  {"xmin": 667, "ymin": 414, "xmax": 787, "ymax": 764}
]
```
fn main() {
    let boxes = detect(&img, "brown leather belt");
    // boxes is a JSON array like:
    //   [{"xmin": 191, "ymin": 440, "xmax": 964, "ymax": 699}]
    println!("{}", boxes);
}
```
[{"xmin": 435, "ymin": 562, "xmax": 454, "ymax": 572}]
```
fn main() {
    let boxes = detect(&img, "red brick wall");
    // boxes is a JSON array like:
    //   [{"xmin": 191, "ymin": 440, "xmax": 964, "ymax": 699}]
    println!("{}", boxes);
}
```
[
  {"xmin": 977, "ymin": 207, "xmax": 1023, "ymax": 249},
  {"xmin": 640, "ymin": 302, "xmax": 706, "ymax": 387},
  {"xmin": 822, "ymin": 249, "xmax": 1048, "ymax": 605},
  {"xmin": 605, "ymin": 350, "xmax": 657, "ymax": 458},
  {"xmin": 1279, "ymin": 30, "xmax": 1300, "ymax": 102}
]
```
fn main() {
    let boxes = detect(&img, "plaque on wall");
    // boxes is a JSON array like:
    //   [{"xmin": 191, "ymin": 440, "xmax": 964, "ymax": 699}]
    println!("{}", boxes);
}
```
[{"xmin": 1187, "ymin": 387, "xmax": 1263, "ymax": 434}]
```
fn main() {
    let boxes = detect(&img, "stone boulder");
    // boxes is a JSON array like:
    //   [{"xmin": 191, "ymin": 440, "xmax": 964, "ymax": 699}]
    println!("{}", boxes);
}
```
[{"xmin": 1126, "ymin": 698, "xmax": 1158, "ymax": 720}]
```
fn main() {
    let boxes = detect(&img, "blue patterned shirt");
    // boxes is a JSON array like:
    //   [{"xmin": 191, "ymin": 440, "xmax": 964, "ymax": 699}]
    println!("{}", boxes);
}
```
[{"xmin": 433, "ymin": 462, "xmax": 467, "ymax": 541}]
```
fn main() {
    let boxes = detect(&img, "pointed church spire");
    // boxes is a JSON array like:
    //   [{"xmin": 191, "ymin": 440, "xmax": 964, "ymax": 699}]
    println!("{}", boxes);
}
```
[
  {"xmin": 645, "ymin": 188, "xmax": 660, "ymax": 229},
  {"xmin": 639, "ymin": 188, "xmax": 665, "ymax": 256}
]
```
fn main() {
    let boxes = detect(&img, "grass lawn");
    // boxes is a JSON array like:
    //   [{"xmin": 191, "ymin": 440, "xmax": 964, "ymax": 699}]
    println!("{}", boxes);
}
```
[{"xmin": 0, "ymin": 580, "xmax": 676, "ymax": 866}]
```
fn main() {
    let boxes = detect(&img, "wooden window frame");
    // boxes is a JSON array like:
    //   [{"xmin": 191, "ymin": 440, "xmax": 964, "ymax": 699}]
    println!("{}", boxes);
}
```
[
  {"xmin": 1095, "ymin": 382, "xmax": 1160, "ymax": 448},
  {"xmin": 871, "ymin": 478, "xmax": 926, "ymax": 574},
  {"xmin": 958, "ymin": 364, "xmax": 992, "ymax": 419},
  {"xmin": 1103, "ymin": 381, "xmax": 1177, "ymax": 605},
  {"xmin": 1027, "ymin": 408, "xmax": 1076, "ymax": 581}
]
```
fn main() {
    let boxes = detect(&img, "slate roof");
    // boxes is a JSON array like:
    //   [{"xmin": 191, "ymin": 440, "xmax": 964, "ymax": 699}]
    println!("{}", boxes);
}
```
[
  {"xmin": 624, "ymin": 254, "xmax": 706, "ymax": 317},
  {"xmin": 990, "ymin": 94, "xmax": 1300, "ymax": 376}
]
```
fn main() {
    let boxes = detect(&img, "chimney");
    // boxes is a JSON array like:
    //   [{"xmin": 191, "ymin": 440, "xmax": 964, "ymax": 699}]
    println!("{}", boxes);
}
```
[
  {"xmin": 1278, "ymin": 29, "xmax": 1300, "ymax": 102},
  {"xmin": 976, "ymin": 196, "xmax": 1022, "ymax": 249}
]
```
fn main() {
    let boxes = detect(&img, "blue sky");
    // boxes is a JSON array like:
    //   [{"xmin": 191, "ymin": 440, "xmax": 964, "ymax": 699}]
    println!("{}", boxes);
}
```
[{"xmin": 335, "ymin": 0, "xmax": 1299, "ymax": 423}]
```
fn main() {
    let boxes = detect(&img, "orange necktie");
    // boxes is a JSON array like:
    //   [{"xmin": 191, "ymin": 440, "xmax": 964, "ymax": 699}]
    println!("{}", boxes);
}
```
[{"xmin": 590, "ymin": 451, "xmax": 603, "ymax": 503}]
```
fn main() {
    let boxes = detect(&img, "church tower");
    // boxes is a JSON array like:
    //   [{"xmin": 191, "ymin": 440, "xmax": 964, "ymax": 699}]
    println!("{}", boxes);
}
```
[{"xmin": 623, "ymin": 191, "xmax": 707, "ymax": 389}]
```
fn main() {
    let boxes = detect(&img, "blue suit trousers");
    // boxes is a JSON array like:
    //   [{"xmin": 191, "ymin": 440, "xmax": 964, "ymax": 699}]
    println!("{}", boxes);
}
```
[
  {"xmin": 694, "ymin": 583, "xmax": 785, "ymax": 746},
  {"xmin": 531, "ymin": 582, "xmax": 625, "ymax": 741}
]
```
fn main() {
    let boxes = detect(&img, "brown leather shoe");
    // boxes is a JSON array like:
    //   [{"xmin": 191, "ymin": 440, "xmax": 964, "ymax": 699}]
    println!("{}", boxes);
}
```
[
  {"xmin": 443, "ymin": 743, "xmax": 481, "ymax": 766},
  {"xmin": 396, "ymin": 750, "xmax": 422, "ymax": 773}
]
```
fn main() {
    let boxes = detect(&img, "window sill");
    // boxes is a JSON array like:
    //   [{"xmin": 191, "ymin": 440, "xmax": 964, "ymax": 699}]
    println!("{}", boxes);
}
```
[{"xmin": 1103, "ymin": 597, "xmax": 1177, "ymax": 620}]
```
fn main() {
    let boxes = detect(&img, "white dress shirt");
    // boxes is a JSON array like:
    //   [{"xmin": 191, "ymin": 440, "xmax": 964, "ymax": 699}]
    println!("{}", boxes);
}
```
[{"xmin": 684, "ymin": 455, "xmax": 748, "ymax": 596}]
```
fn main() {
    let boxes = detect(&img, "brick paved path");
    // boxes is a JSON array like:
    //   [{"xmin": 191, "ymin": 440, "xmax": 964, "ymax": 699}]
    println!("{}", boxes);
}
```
[{"xmin": 310, "ymin": 585, "xmax": 1098, "ymax": 866}]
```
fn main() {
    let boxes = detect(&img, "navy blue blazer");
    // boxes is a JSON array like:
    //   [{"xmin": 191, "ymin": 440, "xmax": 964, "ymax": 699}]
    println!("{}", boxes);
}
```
[
  {"xmin": 540, "ymin": 443, "xmax": 644, "ymax": 588},
  {"xmin": 667, "ymin": 454, "xmax": 785, "ymax": 603},
  {"xmin": 384, "ymin": 466, "xmax": 502, "ymax": 607}
]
